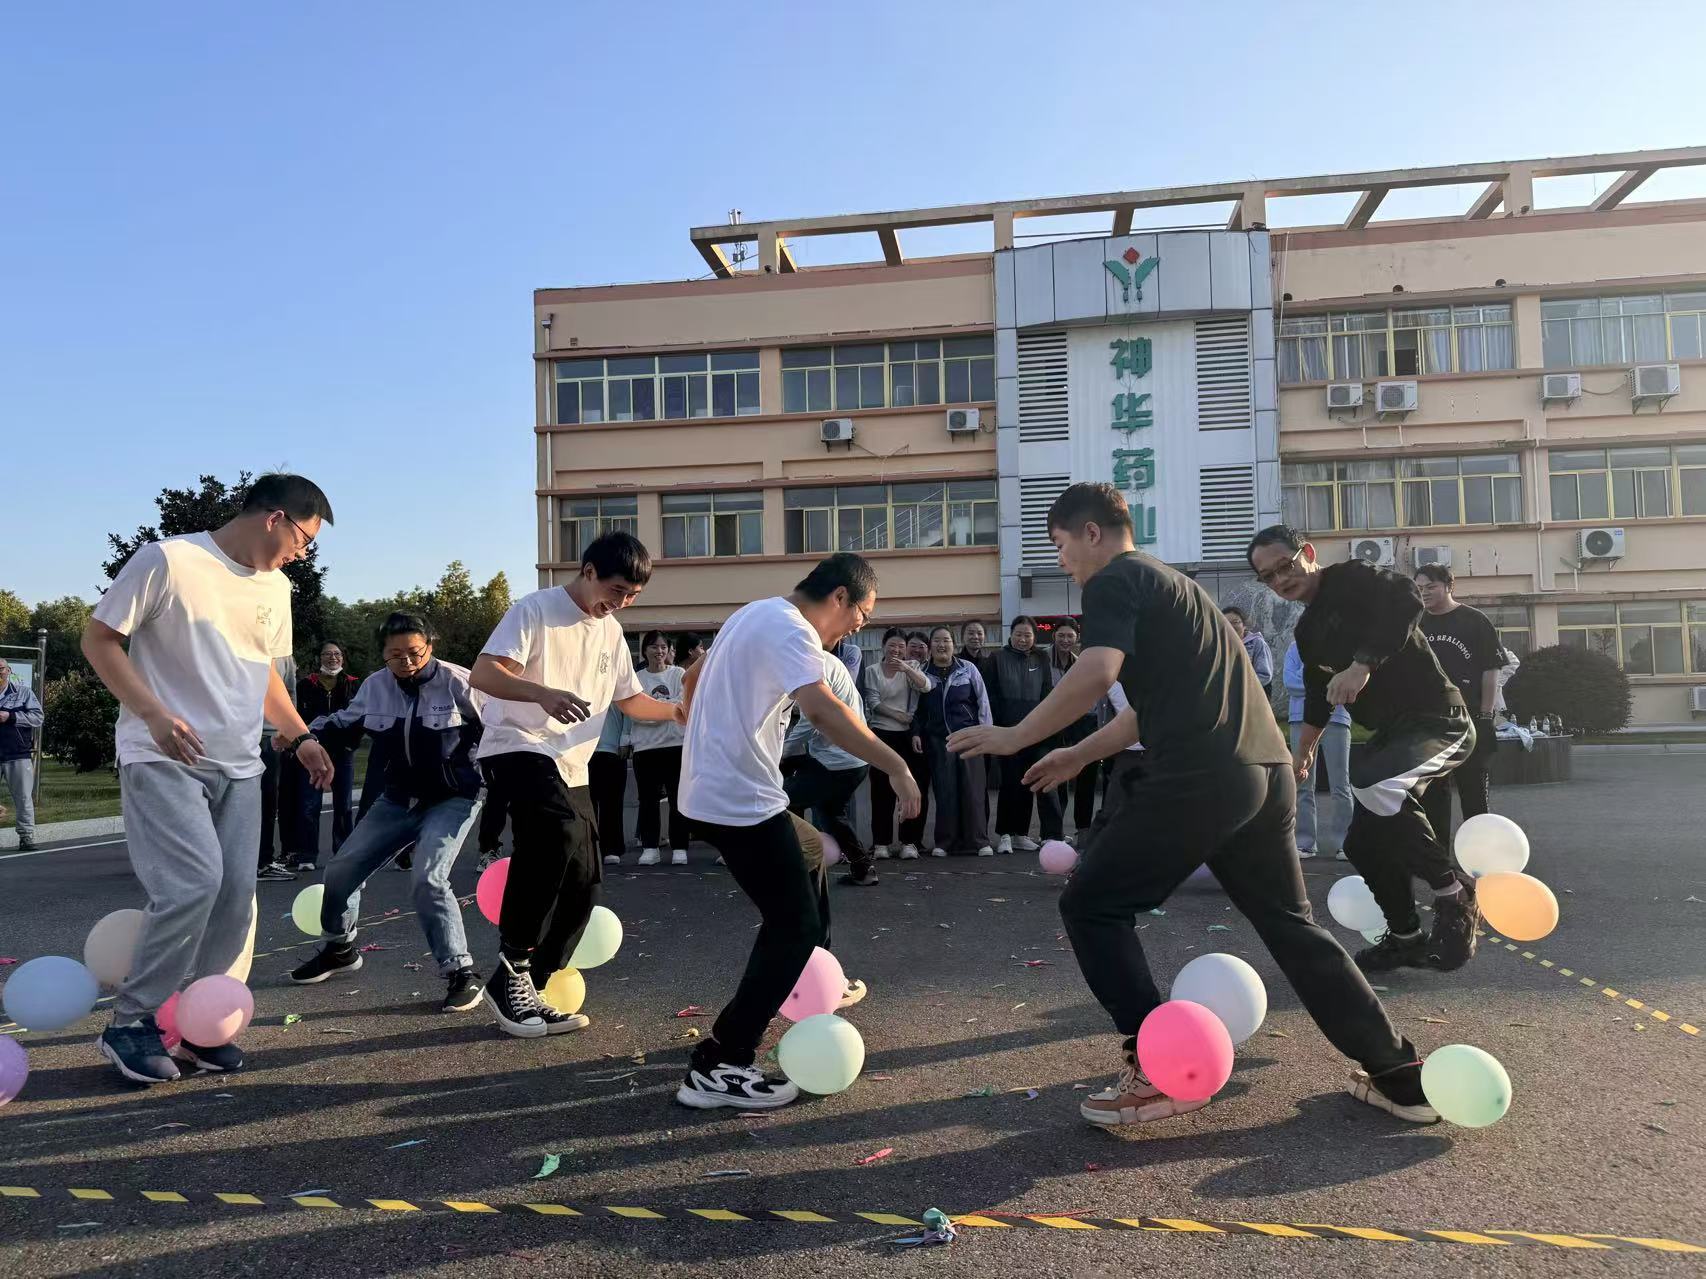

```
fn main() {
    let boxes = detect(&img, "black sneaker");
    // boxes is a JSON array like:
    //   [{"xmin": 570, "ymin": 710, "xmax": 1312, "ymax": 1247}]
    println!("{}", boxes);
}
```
[
  {"xmin": 676, "ymin": 1061, "xmax": 801, "ymax": 1111},
  {"xmin": 483, "ymin": 956, "xmax": 547, "ymax": 1038},
  {"xmin": 98, "ymin": 1018, "xmax": 181, "ymax": 1085},
  {"xmin": 1354, "ymin": 929, "xmax": 1431, "ymax": 972},
  {"xmin": 1427, "ymin": 876, "xmax": 1481, "ymax": 971},
  {"xmin": 256, "ymin": 861, "xmax": 295, "ymax": 882},
  {"xmin": 839, "ymin": 865, "xmax": 879, "ymax": 887},
  {"xmin": 475, "ymin": 850, "xmax": 500, "ymax": 873},
  {"xmin": 17, "ymin": 835, "xmax": 38, "ymax": 852},
  {"xmin": 1349, "ymin": 1060, "xmax": 1440, "ymax": 1124},
  {"xmin": 173, "ymin": 1040, "xmax": 244, "ymax": 1073},
  {"xmin": 443, "ymin": 967, "xmax": 484, "ymax": 1013},
  {"xmin": 291, "ymin": 944, "xmax": 362, "ymax": 984}
]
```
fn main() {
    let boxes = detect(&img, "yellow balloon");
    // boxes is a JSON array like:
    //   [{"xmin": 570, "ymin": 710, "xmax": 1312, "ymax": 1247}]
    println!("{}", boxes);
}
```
[
  {"xmin": 1478, "ymin": 871, "xmax": 1558, "ymax": 942},
  {"xmin": 226, "ymin": 898, "xmax": 258, "ymax": 983},
  {"xmin": 541, "ymin": 967, "xmax": 585, "ymax": 1015}
]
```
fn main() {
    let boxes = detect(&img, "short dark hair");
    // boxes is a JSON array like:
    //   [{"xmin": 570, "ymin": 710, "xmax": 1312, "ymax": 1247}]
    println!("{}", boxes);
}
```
[
  {"xmin": 1246, "ymin": 524, "xmax": 1304, "ymax": 569},
  {"xmin": 639, "ymin": 629, "xmax": 671, "ymax": 655},
  {"xmin": 1008, "ymin": 614, "xmax": 1038, "ymax": 633},
  {"xmin": 1046, "ymin": 482, "xmax": 1133, "ymax": 537},
  {"xmin": 1415, "ymin": 563, "xmax": 1455, "ymax": 588},
  {"xmin": 1053, "ymin": 618, "xmax": 1079, "ymax": 634},
  {"xmin": 318, "ymin": 639, "xmax": 346, "ymax": 656},
  {"xmin": 583, "ymin": 531, "xmax": 653, "ymax": 585},
  {"xmin": 795, "ymin": 552, "xmax": 878, "ymax": 605},
  {"xmin": 907, "ymin": 630, "xmax": 931, "ymax": 645},
  {"xmin": 1221, "ymin": 605, "xmax": 1247, "ymax": 622},
  {"xmin": 378, "ymin": 611, "xmax": 435, "ymax": 646},
  {"xmin": 928, "ymin": 624, "xmax": 956, "ymax": 642},
  {"xmin": 676, "ymin": 631, "xmax": 702, "ymax": 654},
  {"xmin": 881, "ymin": 626, "xmax": 907, "ymax": 644},
  {"xmin": 243, "ymin": 473, "xmax": 334, "ymax": 525}
]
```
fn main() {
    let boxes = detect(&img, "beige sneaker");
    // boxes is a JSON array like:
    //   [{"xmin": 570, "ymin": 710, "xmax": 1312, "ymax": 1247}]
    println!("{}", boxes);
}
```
[{"xmin": 1080, "ymin": 1059, "xmax": 1212, "ymax": 1126}]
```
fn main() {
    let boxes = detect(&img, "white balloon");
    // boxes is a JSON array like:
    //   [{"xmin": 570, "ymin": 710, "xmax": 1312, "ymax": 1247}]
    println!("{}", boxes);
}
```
[
  {"xmin": 1171, "ymin": 953, "xmax": 1267, "ymax": 1044},
  {"xmin": 1327, "ymin": 875, "xmax": 1385, "ymax": 933},
  {"xmin": 83, "ymin": 908, "xmax": 146, "ymax": 990},
  {"xmin": 1454, "ymin": 814, "xmax": 1529, "ymax": 878}
]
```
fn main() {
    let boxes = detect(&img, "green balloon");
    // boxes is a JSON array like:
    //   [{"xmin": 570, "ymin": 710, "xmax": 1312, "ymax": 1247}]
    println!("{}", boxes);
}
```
[
  {"xmin": 1420, "ymin": 1044, "xmax": 1512, "ymax": 1128},
  {"xmin": 291, "ymin": 884, "xmax": 324, "ymax": 938},
  {"xmin": 569, "ymin": 906, "xmax": 623, "ymax": 970},
  {"xmin": 777, "ymin": 1013, "xmax": 865, "ymax": 1094}
]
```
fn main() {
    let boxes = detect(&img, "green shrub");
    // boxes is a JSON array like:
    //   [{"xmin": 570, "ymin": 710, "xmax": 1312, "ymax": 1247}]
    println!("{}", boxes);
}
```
[
  {"xmin": 42, "ymin": 673, "xmax": 120, "ymax": 773},
  {"xmin": 1503, "ymin": 644, "xmax": 1631, "ymax": 735}
]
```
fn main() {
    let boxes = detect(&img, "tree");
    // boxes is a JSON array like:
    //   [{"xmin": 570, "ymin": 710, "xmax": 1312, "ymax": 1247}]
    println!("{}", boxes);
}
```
[
  {"xmin": 104, "ymin": 472, "xmax": 328, "ymax": 658},
  {"xmin": 1504, "ymin": 644, "xmax": 1632, "ymax": 735},
  {"xmin": 318, "ymin": 564, "xmax": 512, "ymax": 673},
  {"xmin": 0, "ymin": 589, "xmax": 29, "ymax": 640},
  {"xmin": 29, "ymin": 596, "xmax": 94, "ymax": 681},
  {"xmin": 42, "ymin": 671, "xmax": 121, "ymax": 772}
]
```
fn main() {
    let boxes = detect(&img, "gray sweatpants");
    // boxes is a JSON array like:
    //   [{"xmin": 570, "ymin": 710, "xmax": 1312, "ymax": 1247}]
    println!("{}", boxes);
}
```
[
  {"xmin": 2, "ymin": 758, "xmax": 33, "ymax": 839},
  {"xmin": 115, "ymin": 761, "xmax": 261, "ymax": 1022}
]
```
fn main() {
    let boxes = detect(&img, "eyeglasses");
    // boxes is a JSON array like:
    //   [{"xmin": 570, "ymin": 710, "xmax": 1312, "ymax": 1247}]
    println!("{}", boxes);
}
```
[
  {"xmin": 384, "ymin": 647, "xmax": 431, "ymax": 665},
  {"xmin": 276, "ymin": 511, "xmax": 316, "ymax": 553},
  {"xmin": 1253, "ymin": 549, "xmax": 1304, "ymax": 586}
]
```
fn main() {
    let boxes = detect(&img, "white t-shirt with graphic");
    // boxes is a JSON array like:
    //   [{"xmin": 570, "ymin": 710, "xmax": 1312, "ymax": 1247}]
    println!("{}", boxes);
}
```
[
  {"xmin": 475, "ymin": 586, "xmax": 643, "ymax": 787},
  {"xmin": 92, "ymin": 532, "xmax": 293, "ymax": 778},
  {"xmin": 1106, "ymin": 682, "xmax": 1145, "ymax": 753},
  {"xmin": 680, "ymin": 596, "xmax": 829, "ymax": 827},
  {"xmin": 628, "ymin": 664, "xmax": 686, "ymax": 752}
]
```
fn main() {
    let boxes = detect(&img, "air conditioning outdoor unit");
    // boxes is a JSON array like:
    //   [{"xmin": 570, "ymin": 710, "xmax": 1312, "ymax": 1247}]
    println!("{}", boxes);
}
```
[
  {"xmin": 1578, "ymin": 526, "xmax": 1625, "ymax": 561},
  {"xmin": 1630, "ymin": 363, "xmax": 1681, "ymax": 405},
  {"xmin": 1413, "ymin": 545, "xmax": 1453, "ymax": 569},
  {"xmin": 1375, "ymin": 380, "xmax": 1419, "ymax": 417},
  {"xmin": 1349, "ymin": 536, "xmax": 1396, "ymax": 568},
  {"xmin": 1541, "ymin": 372, "xmax": 1582, "ymax": 404},
  {"xmin": 946, "ymin": 407, "xmax": 981, "ymax": 434},
  {"xmin": 1689, "ymin": 686, "xmax": 1706, "ymax": 715},
  {"xmin": 820, "ymin": 417, "xmax": 856, "ymax": 444},
  {"xmin": 1326, "ymin": 382, "xmax": 1364, "ymax": 410}
]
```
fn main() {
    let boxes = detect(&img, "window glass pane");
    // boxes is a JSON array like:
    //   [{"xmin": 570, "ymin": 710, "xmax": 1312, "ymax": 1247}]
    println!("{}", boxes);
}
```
[
  {"xmin": 1289, "ymin": 461, "xmax": 1333, "ymax": 482},
  {"xmin": 579, "ymin": 382, "xmax": 604, "ymax": 423},
  {"xmin": 739, "ymin": 511, "xmax": 763, "ymax": 554},
  {"xmin": 602, "ymin": 495, "xmax": 637, "ymax": 515},
  {"xmin": 554, "ymin": 358, "xmax": 603, "ymax": 378},
  {"xmin": 944, "ymin": 335, "xmax": 994, "ymax": 357},
  {"xmin": 663, "ymin": 376, "xmax": 687, "ymax": 419},
  {"xmin": 916, "ymin": 501, "xmax": 943, "ymax": 548},
  {"xmin": 836, "ymin": 484, "xmax": 886, "ymax": 505},
  {"xmin": 632, "ymin": 379, "xmax": 656, "ymax": 420},
  {"xmin": 661, "ymin": 493, "xmax": 712, "ymax": 513},
  {"xmin": 1281, "ymin": 487, "xmax": 1305, "ymax": 528},
  {"xmin": 1403, "ymin": 482, "xmax": 1431, "ymax": 526},
  {"xmin": 806, "ymin": 508, "xmax": 830, "ymax": 552},
  {"xmin": 785, "ymin": 487, "xmax": 833, "ymax": 508},
  {"xmin": 834, "ymin": 343, "xmax": 884, "ymax": 365},
  {"xmin": 1579, "ymin": 473, "xmax": 1609, "ymax": 520},
  {"xmin": 1430, "ymin": 478, "xmax": 1459, "ymax": 524},
  {"xmin": 837, "ymin": 508, "xmax": 863, "ymax": 551},
  {"xmin": 1612, "ymin": 469, "xmax": 1636, "ymax": 518},
  {"xmin": 736, "ymin": 371, "xmax": 761, "ymax": 414},
  {"xmin": 970, "ymin": 358, "xmax": 995, "ymax": 402},
  {"xmin": 1622, "ymin": 625, "xmax": 1656, "ymax": 675},
  {"xmin": 1671, "ymin": 314, "xmax": 1703, "ymax": 361},
  {"xmin": 891, "ymin": 482, "xmax": 941, "ymax": 504},
  {"xmin": 1610, "ymin": 447, "xmax": 1670, "ymax": 468},
  {"xmin": 689, "ymin": 376, "xmax": 708, "ymax": 417},
  {"xmin": 555, "ymin": 386, "xmax": 579, "ymax": 425},
  {"xmin": 1340, "ymin": 458, "xmax": 1395, "ymax": 480},
  {"xmin": 1654, "ymin": 626, "xmax": 1685, "ymax": 674},
  {"xmin": 710, "ymin": 351, "xmax": 759, "ymax": 371},
  {"xmin": 835, "ymin": 367, "xmax": 860, "ymax": 409},
  {"xmin": 784, "ymin": 510, "xmax": 803, "ymax": 554},
  {"xmin": 711, "ymin": 374, "xmax": 735, "ymax": 418},
  {"xmin": 861, "ymin": 364, "xmax": 885, "ymax": 407},
  {"xmin": 1541, "ymin": 319, "xmax": 1571, "ymax": 365},
  {"xmin": 658, "ymin": 353, "xmax": 707, "ymax": 373},
  {"xmin": 1493, "ymin": 476, "xmax": 1522, "ymax": 523},
  {"xmin": 715, "ymin": 491, "xmax": 764, "ymax": 511},
  {"xmin": 609, "ymin": 381, "xmax": 633, "ymax": 421},
  {"xmin": 1619, "ymin": 602, "xmax": 1681, "ymax": 624},
  {"xmin": 782, "ymin": 371, "xmax": 808, "ymax": 414},
  {"xmin": 1634, "ymin": 314, "xmax": 1667, "ymax": 360},
  {"xmin": 1641, "ymin": 469, "xmax": 1671, "ymax": 517},
  {"xmin": 916, "ymin": 362, "xmax": 940, "ymax": 405},
  {"xmin": 1551, "ymin": 449, "xmax": 1605, "ymax": 471},
  {"xmin": 947, "ymin": 502, "xmax": 977, "ymax": 546},
  {"xmin": 1305, "ymin": 487, "xmax": 1333, "ymax": 530},
  {"xmin": 1572, "ymin": 317, "xmax": 1604, "ymax": 365},
  {"xmin": 1463, "ymin": 476, "xmax": 1493, "ymax": 525},
  {"xmin": 1367, "ymin": 482, "xmax": 1397, "ymax": 528},
  {"xmin": 1341, "ymin": 485, "xmax": 1366, "ymax": 529},
  {"xmin": 663, "ymin": 521, "xmax": 686, "ymax": 559},
  {"xmin": 1559, "ymin": 603, "xmax": 1617, "ymax": 625},
  {"xmin": 1460, "ymin": 454, "xmax": 1518, "ymax": 475},
  {"xmin": 682, "ymin": 515, "xmax": 708, "ymax": 558},
  {"xmin": 807, "ymin": 368, "xmax": 831, "ymax": 411},
  {"xmin": 945, "ymin": 361, "xmax": 970, "ymax": 403},
  {"xmin": 606, "ymin": 356, "xmax": 654, "ymax": 376},
  {"xmin": 950, "ymin": 480, "xmax": 996, "ymax": 501},
  {"xmin": 1681, "ymin": 468, "xmax": 1706, "ymax": 516},
  {"xmin": 890, "ymin": 363, "xmax": 915, "ymax": 406},
  {"xmin": 782, "ymin": 347, "xmax": 830, "ymax": 369},
  {"xmin": 712, "ymin": 513, "xmax": 736, "ymax": 556}
]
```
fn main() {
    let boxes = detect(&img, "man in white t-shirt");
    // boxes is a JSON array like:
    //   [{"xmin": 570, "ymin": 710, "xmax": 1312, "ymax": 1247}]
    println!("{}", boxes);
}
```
[
  {"xmin": 672, "ymin": 553, "xmax": 921, "ymax": 1111},
  {"xmin": 470, "ymin": 532, "xmax": 684, "ymax": 1038},
  {"xmin": 81, "ymin": 474, "xmax": 336, "ymax": 1085}
]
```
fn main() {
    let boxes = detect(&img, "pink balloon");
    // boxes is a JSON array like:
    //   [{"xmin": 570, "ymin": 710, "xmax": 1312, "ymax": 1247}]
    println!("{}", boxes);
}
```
[
  {"xmin": 820, "ymin": 834, "xmax": 843, "ymax": 867},
  {"xmin": 476, "ymin": 856, "xmax": 510, "ymax": 925},
  {"xmin": 0, "ymin": 1037, "xmax": 27, "ymax": 1105},
  {"xmin": 1136, "ymin": 999, "xmax": 1234, "ymax": 1102},
  {"xmin": 1038, "ymin": 840, "xmax": 1078, "ymax": 874},
  {"xmin": 157, "ymin": 992, "xmax": 182, "ymax": 1050},
  {"xmin": 175, "ymin": 975, "xmax": 254, "ymax": 1048},
  {"xmin": 781, "ymin": 946, "xmax": 845, "ymax": 1022}
]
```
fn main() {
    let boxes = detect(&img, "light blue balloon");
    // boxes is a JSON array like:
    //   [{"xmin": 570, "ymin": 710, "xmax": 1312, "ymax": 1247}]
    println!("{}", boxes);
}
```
[
  {"xmin": 2, "ymin": 956, "xmax": 100, "ymax": 1032},
  {"xmin": 1421, "ymin": 1043, "xmax": 1512, "ymax": 1128}
]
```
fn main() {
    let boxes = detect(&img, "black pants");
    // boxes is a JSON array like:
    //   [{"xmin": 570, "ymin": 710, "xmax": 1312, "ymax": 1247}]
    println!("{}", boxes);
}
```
[
  {"xmin": 632, "ymin": 745, "xmax": 689, "ymax": 849},
  {"xmin": 1059, "ymin": 761, "xmax": 1412, "ymax": 1075},
  {"xmin": 869, "ymin": 728, "xmax": 929, "ymax": 848},
  {"xmin": 258, "ymin": 737, "xmax": 302, "ymax": 865},
  {"xmin": 1419, "ymin": 720, "xmax": 1492, "ymax": 856},
  {"xmin": 1070, "ymin": 757, "xmax": 1100, "ymax": 832},
  {"xmin": 786, "ymin": 757, "xmax": 871, "ymax": 874},
  {"xmin": 485, "ymin": 752, "xmax": 601, "ymax": 974},
  {"xmin": 997, "ymin": 742, "xmax": 1063, "ymax": 840},
  {"xmin": 1345, "ymin": 710, "xmax": 1475, "ymax": 934},
  {"xmin": 923, "ymin": 736, "xmax": 989, "ymax": 852},
  {"xmin": 477, "ymin": 775, "xmax": 510, "ymax": 854},
  {"xmin": 587, "ymin": 750, "xmax": 628, "ymax": 861},
  {"xmin": 690, "ymin": 810, "xmax": 829, "ymax": 1067}
]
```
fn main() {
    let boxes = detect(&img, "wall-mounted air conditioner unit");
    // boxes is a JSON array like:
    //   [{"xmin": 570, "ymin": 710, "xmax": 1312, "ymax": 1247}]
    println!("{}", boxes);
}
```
[
  {"xmin": 820, "ymin": 418, "xmax": 856, "ymax": 444},
  {"xmin": 1541, "ymin": 373, "xmax": 1582, "ymax": 404},
  {"xmin": 1630, "ymin": 363, "xmax": 1681, "ymax": 406},
  {"xmin": 946, "ymin": 407, "xmax": 981, "ymax": 434},
  {"xmin": 1578, "ymin": 527, "xmax": 1625, "ymax": 561},
  {"xmin": 1413, "ymin": 545, "xmax": 1453, "ymax": 569},
  {"xmin": 1375, "ymin": 381, "xmax": 1418, "ymax": 418},
  {"xmin": 1326, "ymin": 382, "xmax": 1363, "ymax": 410},
  {"xmin": 1349, "ymin": 536, "xmax": 1396, "ymax": 568}
]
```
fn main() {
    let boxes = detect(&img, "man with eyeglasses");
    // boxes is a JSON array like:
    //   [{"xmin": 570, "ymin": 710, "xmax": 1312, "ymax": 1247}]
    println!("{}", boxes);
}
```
[
  {"xmin": 82, "ymin": 473, "xmax": 337, "ymax": 1084},
  {"xmin": 1247, "ymin": 526, "xmax": 1480, "ymax": 975}
]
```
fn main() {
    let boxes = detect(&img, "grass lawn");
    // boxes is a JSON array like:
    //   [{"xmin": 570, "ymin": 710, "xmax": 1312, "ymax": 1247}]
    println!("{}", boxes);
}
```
[{"xmin": 25, "ymin": 741, "xmax": 374, "ymax": 829}]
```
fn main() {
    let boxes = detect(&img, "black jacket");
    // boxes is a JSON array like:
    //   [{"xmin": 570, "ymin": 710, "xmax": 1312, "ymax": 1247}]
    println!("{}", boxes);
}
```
[
  {"xmin": 988, "ymin": 644, "xmax": 1051, "ymax": 729},
  {"xmin": 311, "ymin": 660, "xmax": 485, "ymax": 804},
  {"xmin": 296, "ymin": 672, "xmax": 360, "ymax": 736},
  {"xmin": 1293, "ymin": 559, "xmax": 1463, "ymax": 732}
]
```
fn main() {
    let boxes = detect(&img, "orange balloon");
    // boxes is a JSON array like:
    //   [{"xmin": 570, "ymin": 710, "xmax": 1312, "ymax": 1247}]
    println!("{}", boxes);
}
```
[{"xmin": 1478, "ymin": 872, "xmax": 1558, "ymax": 942}]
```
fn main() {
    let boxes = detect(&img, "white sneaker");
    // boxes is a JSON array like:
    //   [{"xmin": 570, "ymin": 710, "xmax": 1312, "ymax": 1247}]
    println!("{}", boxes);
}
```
[
  {"xmin": 1081, "ymin": 1059, "xmax": 1211, "ymax": 1126},
  {"xmin": 930, "ymin": 847, "xmax": 947, "ymax": 858},
  {"xmin": 1335, "ymin": 849, "xmax": 1350, "ymax": 862},
  {"xmin": 1013, "ymin": 836, "xmax": 1039, "ymax": 852},
  {"xmin": 997, "ymin": 834, "xmax": 1014, "ymax": 855},
  {"xmin": 677, "ymin": 1062, "xmax": 799, "ymax": 1111},
  {"xmin": 875, "ymin": 846, "xmax": 892, "ymax": 860},
  {"xmin": 900, "ymin": 844, "xmax": 919, "ymax": 860},
  {"xmin": 671, "ymin": 849, "xmax": 687, "ymax": 866},
  {"xmin": 838, "ymin": 979, "xmax": 868, "ymax": 1009},
  {"xmin": 603, "ymin": 854, "xmax": 621, "ymax": 865},
  {"xmin": 977, "ymin": 845, "xmax": 995, "ymax": 858},
  {"xmin": 1297, "ymin": 847, "xmax": 1317, "ymax": 860},
  {"xmin": 638, "ymin": 848, "xmax": 661, "ymax": 866}
]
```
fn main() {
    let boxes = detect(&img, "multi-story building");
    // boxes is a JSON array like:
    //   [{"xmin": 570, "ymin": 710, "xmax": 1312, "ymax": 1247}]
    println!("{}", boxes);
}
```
[{"xmin": 535, "ymin": 146, "xmax": 1706, "ymax": 724}]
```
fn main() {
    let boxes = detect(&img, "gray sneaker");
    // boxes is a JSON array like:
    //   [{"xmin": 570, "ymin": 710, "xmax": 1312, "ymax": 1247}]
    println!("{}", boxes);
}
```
[{"xmin": 99, "ymin": 1018, "xmax": 182, "ymax": 1085}]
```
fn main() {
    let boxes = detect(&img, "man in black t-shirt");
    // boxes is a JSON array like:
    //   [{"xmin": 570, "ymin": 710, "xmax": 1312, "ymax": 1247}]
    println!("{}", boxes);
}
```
[
  {"xmin": 1248, "ymin": 527, "xmax": 1479, "ymax": 977},
  {"xmin": 1414, "ymin": 564, "xmax": 1501, "ymax": 846},
  {"xmin": 951, "ymin": 484, "xmax": 1437, "ymax": 1129}
]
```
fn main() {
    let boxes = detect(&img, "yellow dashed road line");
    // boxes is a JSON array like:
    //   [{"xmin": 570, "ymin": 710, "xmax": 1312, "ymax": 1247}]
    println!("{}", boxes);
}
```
[{"xmin": 1479, "ymin": 932, "xmax": 1697, "ymax": 1039}]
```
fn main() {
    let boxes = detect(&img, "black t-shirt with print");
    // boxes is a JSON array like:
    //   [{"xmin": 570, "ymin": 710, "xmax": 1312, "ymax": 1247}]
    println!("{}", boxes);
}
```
[
  {"xmin": 1079, "ymin": 552, "xmax": 1290, "ymax": 774},
  {"xmin": 1419, "ymin": 604, "xmax": 1501, "ymax": 712}
]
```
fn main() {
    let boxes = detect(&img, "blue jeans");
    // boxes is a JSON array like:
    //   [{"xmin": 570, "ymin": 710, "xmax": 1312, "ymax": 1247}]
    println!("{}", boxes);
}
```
[
  {"xmin": 320, "ymin": 794, "xmax": 479, "ymax": 974},
  {"xmin": 295, "ymin": 747, "xmax": 355, "ymax": 856},
  {"xmin": 1292, "ymin": 721, "xmax": 1352, "ymax": 854}
]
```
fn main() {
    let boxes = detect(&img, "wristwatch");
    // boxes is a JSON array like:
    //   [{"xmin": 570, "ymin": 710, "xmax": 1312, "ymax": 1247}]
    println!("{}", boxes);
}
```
[{"xmin": 280, "ymin": 732, "xmax": 314, "ymax": 756}]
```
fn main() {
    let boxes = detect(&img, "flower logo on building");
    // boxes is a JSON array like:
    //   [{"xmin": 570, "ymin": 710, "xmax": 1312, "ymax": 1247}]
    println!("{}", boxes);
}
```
[{"xmin": 1104, "ymin": 246, "xmax": 1159, "ymax": 304}]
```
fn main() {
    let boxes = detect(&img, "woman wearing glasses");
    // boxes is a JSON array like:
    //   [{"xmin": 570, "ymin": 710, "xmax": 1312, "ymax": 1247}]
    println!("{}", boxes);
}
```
[{"xmin": 290, "ymin": 612, "xmax": 488, "ymax": 1013}]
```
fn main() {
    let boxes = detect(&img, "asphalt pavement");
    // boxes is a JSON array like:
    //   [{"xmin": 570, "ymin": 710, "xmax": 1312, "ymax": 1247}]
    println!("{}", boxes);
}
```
[{"xmin": 2, "ymin": 750, "xmax": 1703, "ymax": 1278}]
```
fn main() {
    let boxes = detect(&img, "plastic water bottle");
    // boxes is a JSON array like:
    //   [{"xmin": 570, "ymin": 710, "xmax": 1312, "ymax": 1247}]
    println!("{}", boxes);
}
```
[{"xmin": 1527, "ymin": 716, "xmax": 1538, "ymax": 733}]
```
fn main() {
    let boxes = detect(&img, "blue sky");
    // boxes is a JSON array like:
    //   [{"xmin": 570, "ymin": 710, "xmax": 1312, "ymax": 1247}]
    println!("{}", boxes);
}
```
[{"xmin": 5, "ymin": 0, "xmax": 1704, "ymax": 607}]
